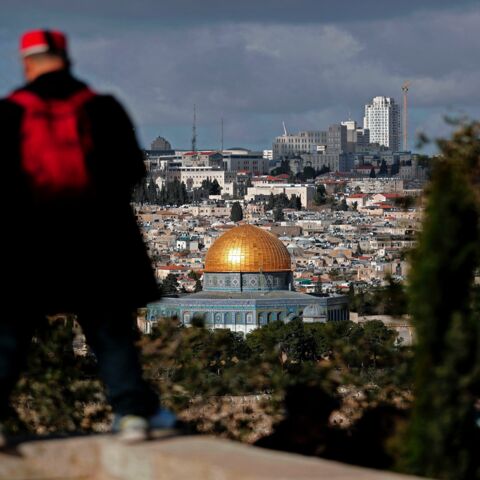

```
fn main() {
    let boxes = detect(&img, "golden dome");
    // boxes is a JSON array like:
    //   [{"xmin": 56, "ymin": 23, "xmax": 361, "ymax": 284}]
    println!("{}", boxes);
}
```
[{"xmin": 205, "ymin": 224, "xmax": 291, "ymax": 273}]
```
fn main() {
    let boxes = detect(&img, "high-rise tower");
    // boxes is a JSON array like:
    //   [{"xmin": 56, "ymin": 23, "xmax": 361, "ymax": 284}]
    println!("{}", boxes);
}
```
[{"xmin": 363, "ymin": 96, "xmax": 400, "ymax": 151}]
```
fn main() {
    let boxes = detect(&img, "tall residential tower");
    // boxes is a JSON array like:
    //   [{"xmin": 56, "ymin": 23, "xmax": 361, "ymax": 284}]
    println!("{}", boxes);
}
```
[{"xmin": 363, "ymin": 96, "xmax": 400, "ymax": 151}]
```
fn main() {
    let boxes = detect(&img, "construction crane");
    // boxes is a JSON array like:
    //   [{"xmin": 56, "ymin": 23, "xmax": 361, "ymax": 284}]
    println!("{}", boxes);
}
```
[
  {"xmin": 402, "ymin": 81, "xmax": 410, "ymax": 151},
  {"xmin": 191, "ymin": 104, "xmax": 197, "ymax": 154},
  {"xmin": 282, "ymin": 121, "xmax": 288, "ymax": 136}
]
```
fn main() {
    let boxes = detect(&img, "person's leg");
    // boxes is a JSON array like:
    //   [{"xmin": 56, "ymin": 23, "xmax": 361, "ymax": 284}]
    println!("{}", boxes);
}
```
[
  {"xmin": 77, "ymin": 308, "xmax": 159, "ymax": 418},
  {"xmin": 0, "ymin": 312, "xmax": 38, "ymax": 421}
]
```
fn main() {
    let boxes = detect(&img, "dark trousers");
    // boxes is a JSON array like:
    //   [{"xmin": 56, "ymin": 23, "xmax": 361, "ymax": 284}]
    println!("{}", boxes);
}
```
[{"xmin": 0, "ymin": 308, "xmax": 159, "ymax": 421}]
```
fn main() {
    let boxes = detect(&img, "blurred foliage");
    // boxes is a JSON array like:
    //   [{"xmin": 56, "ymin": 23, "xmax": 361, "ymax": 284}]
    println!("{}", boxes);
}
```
[
  {"xmin": 138, "ymin": 316, "xmax": 412, "ymax": 447},
  {"xmin": 349, "ymin": 277, "xmax": 408, "ymax": 317},
  {"xmin": 4, "ymin": 316, "xmax": 110, "ymax": 436},
  {"xmin": 4, "ymin": 311, "xmax": 412, "ymax": 466},
  {"xmin": 400, "ymin": 120, "xmax": 480, "ymax": 480}
]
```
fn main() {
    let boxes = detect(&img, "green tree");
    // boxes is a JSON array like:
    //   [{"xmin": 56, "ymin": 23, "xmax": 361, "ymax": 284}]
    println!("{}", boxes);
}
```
[
  {"xmin": 194, "ymin": 279, "xmax": 203, "ymax": 292},
  {"xmin": 271, "ymin": 160, "xmax": 291, "ymax": 176},
  {"xmin": 188, "ymin": 270, "xmax": 200, "ymax": 281},
  {"xmin": 317, "ymin": 165, "xmax": 330, "ymax": 176},
  {"xmin": 394, "ymin": 196, "xmax": 416, "ymax": 211},
  {"xmin": 210, "ymin": 179, "xmax": 222, "ymax": 195},
  {"xmin": 369, "ymin": 167, "xmax": 376, "ymax": 178},
  {"xmin": 6, "ymin": 317, "xmax": 109, "ymax": 436},
  {"xmin": 201, "ymin": 178, "xmax": 213, "ymax": 192},
  {"xmin": 288, "ymin": 194, "xmax": 302, "ymax": 210},
  {"xmin": 162, "ymin": 273, "xmax": 180, "ymax": 294},
  {"xmin": 379, "ymin": 159, "xmax": 388, "ymax": 176},
  {"xmin": 266, "ymin": 192, "xmax": 275, "ymax": 210},
  {"xmin": 246, "ymin": 319, "xmax": 317, "ymax": 363},
  {"xmin": 294, "ymin": 195, "xmax": 302, "ymax": 210},
  {"xmin": 273, "ymin": 205, "xmax": 284, "ymax": 222},
  {"xmin": 275, "ymin": 193, "xmax": 290, "ymax": 208},
  {"xmin": 401, "ymin": 122, "xmax": 480, "ymax": 480},
  {"xmin": 337, "ymin": 198, "xmax": 348, "ymax": 211},
  {"xmin": 230, "ymin": 201, "xmax": 243, "ymax": 222},
  {"xmin": 303, "ymin": 166, "xmax": 316, "ymax": 179},
  {"xmin": 147, "ymin": 179, "xmax": 159, "ymax": 203},
  {"xmin": 313, "ymin": 184, "xmax": 327, "ymax": 205},
  {"xmin": 390, "ymin": 161, "xmax": 400, "ymax": 176}
]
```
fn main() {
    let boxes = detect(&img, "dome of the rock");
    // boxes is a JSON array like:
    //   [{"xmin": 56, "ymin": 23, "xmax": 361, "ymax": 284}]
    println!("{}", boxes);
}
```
[{"xmin": 205, "ymin": 224, "xmax": 291, "ymax": 273}]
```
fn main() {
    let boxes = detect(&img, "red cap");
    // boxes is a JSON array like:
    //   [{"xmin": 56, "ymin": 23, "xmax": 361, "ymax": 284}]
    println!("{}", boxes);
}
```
[{"xmin": 20, "ymin": 30, "xmax": 68, "ymax": 58}]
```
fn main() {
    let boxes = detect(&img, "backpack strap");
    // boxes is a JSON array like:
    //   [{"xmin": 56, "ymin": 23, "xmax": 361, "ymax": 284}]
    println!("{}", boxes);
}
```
[
  {"xmin": 8, "ymin": 90, "xmax": 46, "ymax": 109},
  {"xmin": 67, "ymin": 88, "xmax": 97, "ymax": 108},
  {"xmin": 8, "ymin": 87, "xmax": 96, "ymax": 110}
]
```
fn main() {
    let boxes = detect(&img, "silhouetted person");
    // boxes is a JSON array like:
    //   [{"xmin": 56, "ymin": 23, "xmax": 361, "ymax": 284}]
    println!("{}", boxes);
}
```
[{"xmin": 0, "ymin": 29, "xmax": 174, "ymax": 445}]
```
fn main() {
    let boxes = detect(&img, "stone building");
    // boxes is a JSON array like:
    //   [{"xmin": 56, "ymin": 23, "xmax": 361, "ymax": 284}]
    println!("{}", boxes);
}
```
[{"xmin": 147, "ymin": 225, "xmax": 349, "ymax": 334}]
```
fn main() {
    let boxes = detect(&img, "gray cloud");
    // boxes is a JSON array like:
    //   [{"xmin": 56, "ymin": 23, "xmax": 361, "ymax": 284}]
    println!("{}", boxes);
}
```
[
  {"xmin": 0, "ymin": 1, "xmax": 478, "ymax": 151},
  {"xmin": 1, "ymin": 0, "xmax": 477, "ymax": 26}
]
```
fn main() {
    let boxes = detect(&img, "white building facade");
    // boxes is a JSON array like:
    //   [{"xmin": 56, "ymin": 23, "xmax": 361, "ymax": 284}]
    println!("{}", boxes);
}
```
[
  {"xmin": 272, "ymin": 131, "xmax": 328, "ymax": 160},
  {"xmin": 363, "ymin": 96, "xmax": 400, "ymax": 152},
  {"xmin": 245, "ymin": 183, "xmax": 316, "ymax": 208}
]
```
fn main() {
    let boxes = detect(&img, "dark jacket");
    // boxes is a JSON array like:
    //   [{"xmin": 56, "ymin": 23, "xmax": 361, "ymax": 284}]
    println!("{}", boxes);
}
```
[{"xmin": 0, "ymin": 70, "xmax": 159, "ymax": 314}]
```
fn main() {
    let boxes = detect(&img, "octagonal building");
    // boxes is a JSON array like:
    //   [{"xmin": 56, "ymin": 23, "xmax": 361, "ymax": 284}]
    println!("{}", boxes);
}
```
[{"xmin": 147, "ymin": 224, "xmax": 348, "ymax": 334}]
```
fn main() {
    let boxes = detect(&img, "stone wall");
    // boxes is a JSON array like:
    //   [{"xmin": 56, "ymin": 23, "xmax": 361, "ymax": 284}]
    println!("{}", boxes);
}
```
[{"xmin": 0, "ymin": 434, "xmax": 429, "ymax": 480}]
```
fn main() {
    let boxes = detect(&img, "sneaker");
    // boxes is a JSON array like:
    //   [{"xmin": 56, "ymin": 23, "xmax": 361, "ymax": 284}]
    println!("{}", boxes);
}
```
[
  {"xmin": 149, "ymin": 408, "xmax": 177, "ymax": 430},
  {"xmin": 112, "ymin": 414, "xmax": 149, "ymax": 443},
  {"xmin": 112, "ymin": 408, "xmax": 177, "ymax": 443}
]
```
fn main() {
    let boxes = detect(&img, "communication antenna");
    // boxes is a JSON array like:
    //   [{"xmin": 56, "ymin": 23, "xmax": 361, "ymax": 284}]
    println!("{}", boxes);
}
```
[
  {"xmin": 402, "ymin": 81, "xmax": 410, "ymax": 151},
  {"xmin": 191, "ymin": 104, "xmax": 197, "ymax": 153},
  {"xmin": 282, "ymin": 121, "xmax": 288, "ymax": 136},
  {"xmin": 221, "ymin": 117, "xmax": 224, "ymax": 152}
]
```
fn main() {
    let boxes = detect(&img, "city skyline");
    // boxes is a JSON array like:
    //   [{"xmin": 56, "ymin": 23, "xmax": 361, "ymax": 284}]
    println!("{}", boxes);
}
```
[{"xmin": 0, "ymin": 0, "xmax": 478, "ymax": 153}]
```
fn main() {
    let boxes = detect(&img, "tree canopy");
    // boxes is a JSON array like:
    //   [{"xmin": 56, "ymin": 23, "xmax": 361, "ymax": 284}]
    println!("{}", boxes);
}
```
[
  {"xmin": 402, "ymin": 121, "xmax": 480, "ymax": 480},
  {"xmin": 230, "ymin": 201, "xmax": 244, "ymax": 222}
]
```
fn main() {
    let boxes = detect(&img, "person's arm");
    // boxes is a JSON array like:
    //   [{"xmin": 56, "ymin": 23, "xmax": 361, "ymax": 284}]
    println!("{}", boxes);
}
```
[{"xmin": 0, "ymin": 99, "xmax": 23, "ymax": 181}]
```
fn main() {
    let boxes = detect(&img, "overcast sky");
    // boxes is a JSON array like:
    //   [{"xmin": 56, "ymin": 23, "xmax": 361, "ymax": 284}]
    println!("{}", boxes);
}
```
[{"xmin": 0, "ymin": 0, "xmax": 478, "ymax": 152}]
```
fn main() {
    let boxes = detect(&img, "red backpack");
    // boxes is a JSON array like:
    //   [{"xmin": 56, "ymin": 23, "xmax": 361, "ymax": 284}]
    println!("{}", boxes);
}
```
[{"xmin": 9, "ymin": 88, "xmax": 96, "ymax": 195}]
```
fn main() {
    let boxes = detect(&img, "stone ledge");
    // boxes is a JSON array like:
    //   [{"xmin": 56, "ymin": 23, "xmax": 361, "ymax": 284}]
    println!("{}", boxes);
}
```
[{"xmin": 0, "ymin": 434, "xmax": 426, "ymax": 480}]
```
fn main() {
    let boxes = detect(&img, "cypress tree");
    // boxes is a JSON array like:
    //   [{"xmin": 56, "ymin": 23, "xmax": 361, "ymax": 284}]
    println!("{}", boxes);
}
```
[
  {"xmin": 210, "ymin": 179, "xmax": 222, "ymax": 195},
  {"xmin": 402, "ymin": 122, "xmax": 480, "ymax": 479},
  {"xmin": 273, "ymin": 205, "xmax": 284, "ymax": 222},
  {"xmin": 379, "ymin": 159, "xmax": 388, "ymax": 176},
  {"xmin": 230, "ymin": 202, "xmax": 243, "ymax": 222},
  {"xmin": 266, "ymin": 193, "xmax": 275, "ymax": 210},
  {"xmin": 147, "ymin": 179, "xmax": 159, "ymax": 204}
]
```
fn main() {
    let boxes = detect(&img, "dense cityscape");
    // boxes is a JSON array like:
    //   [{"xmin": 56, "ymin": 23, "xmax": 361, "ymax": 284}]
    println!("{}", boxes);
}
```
[{"xmin": 135, "ymin": 94, "xmax": 425, "ymax": 345}]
